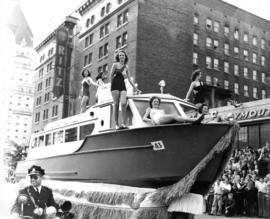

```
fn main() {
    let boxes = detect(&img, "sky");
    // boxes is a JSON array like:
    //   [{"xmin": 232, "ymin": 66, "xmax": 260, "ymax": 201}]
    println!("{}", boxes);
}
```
[{"xmin": 15, "ymin": 0, "xmax": 270, "ymax": 46}]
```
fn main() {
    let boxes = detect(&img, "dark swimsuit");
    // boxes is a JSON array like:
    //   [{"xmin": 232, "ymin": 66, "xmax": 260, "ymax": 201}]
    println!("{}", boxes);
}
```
[
  {"xmin": 111, "ymin": 65, "xmax": 126, "ymax": 91},
  {"xmin": 82, "ymin": 80, "xmax": 90, "ymax": 96},
  {"xmin": 193, "ymin": 81, "xmax": 205, "ymax": 104}
]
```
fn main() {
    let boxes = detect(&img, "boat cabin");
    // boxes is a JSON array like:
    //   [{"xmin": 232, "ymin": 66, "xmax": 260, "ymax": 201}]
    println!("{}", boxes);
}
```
[{"xmin": 27, "ymin": 93, "xmax": 197, "ymax": 160}]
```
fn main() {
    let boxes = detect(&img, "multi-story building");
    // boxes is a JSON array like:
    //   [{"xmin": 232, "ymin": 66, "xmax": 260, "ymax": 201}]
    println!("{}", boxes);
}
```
[
  {"xmin": 193, "ymin": 0, "xmax": 270, "ymax": 107},
  {"xmin": 74, "ymin": 0, "xmax": 270, "ymax": 112},
  {"xmin": 32, "ymin": 16, "xmax": 78, "ymax": 133},
  {"xmin": 0, "ymin": 2, "xmax": 35, "ymax": 146}
]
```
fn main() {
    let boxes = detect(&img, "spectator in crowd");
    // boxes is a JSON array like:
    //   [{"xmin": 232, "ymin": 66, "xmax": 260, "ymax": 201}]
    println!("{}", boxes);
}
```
[
  {"xmin": 211, "ymin": 179, "xmax": 224, "ymax": 215},
  {"xmin": 206, "ymin": 143, "xmax": 270, "ymax": 217},
  {"xmin": 224, "ymin": 193, "xmax": 236, "ymax": 217}
]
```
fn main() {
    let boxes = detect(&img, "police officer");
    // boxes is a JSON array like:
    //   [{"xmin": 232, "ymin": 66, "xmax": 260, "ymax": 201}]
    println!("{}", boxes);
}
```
[{"xmin": 11, "ymin": 165, "xmax": 59, "ymax": 219}]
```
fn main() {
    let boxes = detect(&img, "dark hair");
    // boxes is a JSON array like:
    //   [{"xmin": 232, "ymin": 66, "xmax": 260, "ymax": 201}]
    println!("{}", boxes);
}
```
[
  {"xmin": 149, "ymin": 96, "xmax": 161, "ymax": 108},
  {"xmin": 115, "ymin": 50, "xmax": 129, "ymax": 64},
  {"xmin": 198, "ymin": 103, "xmax": 208, "ymax": 114},
  {"xmin": 81, "ymin": 69, "xmax": 91, "ymax": 77},
  {"xmin": 191, "ymin": 69, "xmax": 201, "ymax": 81}
]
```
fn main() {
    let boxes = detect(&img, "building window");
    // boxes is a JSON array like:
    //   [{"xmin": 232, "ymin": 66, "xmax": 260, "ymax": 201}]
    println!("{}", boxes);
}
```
[
  {"xmin": 206, "ymin": 75, "xmax": 212, "ymax": 85},
  {"xmin": 234, "ymin": 83, "xmax": 239, "ymax": 94},
  {"xmin": 84, "ymin": 52, "xmax": 92, "ymax": 66},
  {"xmin": 52, "ymin": 105, "xmax": 58, "ymax": 117},
  {"xmin": 116, "ymin": 32, "xmax": 127, "ymax": 49},
  {"xmin": 213, "ymin": 39, "xmax": 219, "ymax": 49},
  {"xmin": 213, "ymin": 58, "xmax": 219, "ymax": 70},
  {"xmin": 224, "ymin": 61, "xmax": 229, "ymax": 73},
  {"xmin": 243, "ymin": 33, "xmax": 248, "ymax": 43},
  {"xmin": 106, "ymin": 2, "xmax": 111, "ymax": 14},
  {"xmin": 224, "ymin": 80, "xmax": 229, "ymax": 89},
  {"xmin": 253, "ymin": 87, "xmax": 258, "ymax": 99},
  {"xmin": 244, "ymin": 85, "xmax": 249, "ymax": 97},
  {"xmin": 252, "ymin": 53, "xmax": 257, "ymax": 64},
  {"xmin": 206, "ymin": 18, "xmax": 212, "ymax": 30},
  {"xmin": 206, "ymin": 37, "xmax": 212, "ymax": 47},
  {"xmin": 252, "ymin": 70, "xmax": 257, "ymax": 80},
  {"xmin": 234, "ymin": 46, "xmax": 239, "ymax": 55},
  {"xmin": 45, "ymin": 77, "xmax": 51, "ymax": 87},
  {"xmin": 252, "ymin": 36, "xmax": 257, "ymax": 46},
  {"xmin": 243, "ymin": 67, "xmax": 248, "ymax": 78},
  {"xmin": 99, "ymin": 47, "xmax": 103, "ymax": 59},
  {"xmin": 224, "ymin": 25, "xmax": 229, "ymax": 37},
  {"xmin": 117, "ymin": 10, "xmax": 128, "ymax": 27},
  {"xmin": 91, "ymin": 15, "xmax": 95, "ymax": 24},
  {"xmin": 261, "ymin": 39, "xmax": 266, "ymax": 50},
  {"xmin": 213, "ymin": 77, "xmax": 219, "ymax": 86},
  {"xmin": 85, "ymin": 37, "xmax": 89, "ymax": 48},
  {"xmin": 262, "ymin": 72, "xmax": 266, "ymax": 83},
  {"xmin": 234, "ymin": 64, "xmax": 239, "ymax": 76},
  {"xmin": 38, "ymin": 68, "xmax": 44, "ymax": 78},
  {"xmin": 243, "ymin": 49, "xmax": 249, "ymax": 61},
  {"xmin": 100, "ymin": 22, "xmax": 110, "ymax": 39},
  {"xmin": 98, "ymin": 64, "xmax": 109, "ymax": 75},
  {"xmin": 262, "ymin": 89, "xmax": 266, "ymax": 99},
  {"xmin": 86, "ymin": 18, "xmax": 90, "ymax": 28},
  {"xmin": 42, "ymin": 109, "xmax": 49, "ymax": 121},
  {"xmin": 85, "ymin": 33, "xmax": 93, "ymax": 48},
  {"xmin": 193, "ymin": 33, "xmax": 198, "ymax": 45},
  {"xmin": 206, "ymin": 56, "xmax": 212, "ymax": 68},
  {"xmin": 234, "ymin": 28, "xmax": 239, "ymax": 40},
  {"xmin": 36, "ymin": 96, "xmax": 41, "ymax": 106},
  {"xmin": 193, "ymin": 52, "xmax": 198, "ymax": 65},
  {"xmin": 35, "ymin": 112, "xmax": 40, "ymax": 123},
  {"xmin": 261, "ymin": 56, "xmax": 265, "ymax": 66},
  {"xmin": 101, "ymin": 6, "xmax": 105, "ymax": 17},
  {"xmin": 194, "ymin": 14, "xmax": 199, "ymax": 25},
  {"xmin": 37, "ymin": 82, "xmax": 43, "ymax": 91},
  {"xmin": 213, "ymin": 21, "xmax": 219, "ymax": 33},
  {"xmin": 224, "ymin": 43, "xmax": 229, "ymax": 55},
  {"xmin": 44, "ymin": 92, "xmax": 50, "ymax": 103},
  {"xmin": 99, "ymin": 43, "xmax": 109, "ymax": 59}
]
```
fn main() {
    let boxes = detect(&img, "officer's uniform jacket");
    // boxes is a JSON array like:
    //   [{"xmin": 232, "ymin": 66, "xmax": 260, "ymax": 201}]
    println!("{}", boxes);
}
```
[{"xmin": 11, "ymin": 185, "xmax": 58, "ymax": 219}]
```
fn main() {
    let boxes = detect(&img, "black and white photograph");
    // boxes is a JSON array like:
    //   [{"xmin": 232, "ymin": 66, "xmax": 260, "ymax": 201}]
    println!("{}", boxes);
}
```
[{"xmin": 0, "ymin": 0, "xmax": 270, "ymax": 218}]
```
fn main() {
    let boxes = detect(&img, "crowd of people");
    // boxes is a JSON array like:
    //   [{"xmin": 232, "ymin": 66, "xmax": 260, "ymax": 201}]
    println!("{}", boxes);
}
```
[{"xmin": 205, "ymin": 142, "xmax": 270, "ymax": 217}]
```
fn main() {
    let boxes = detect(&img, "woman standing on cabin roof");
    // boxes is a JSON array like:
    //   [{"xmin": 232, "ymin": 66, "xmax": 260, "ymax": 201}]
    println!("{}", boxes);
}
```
[
  {"xmin": 110, "ymin": 50, "xmax": 140, "ymax": 129},
  {"xmin": 80, "ymin": 69, "xmax": 99, "ymax": 113},
  {"xmin": 184, "ymin": 69, "xmax": 205, "ymax": 106}
]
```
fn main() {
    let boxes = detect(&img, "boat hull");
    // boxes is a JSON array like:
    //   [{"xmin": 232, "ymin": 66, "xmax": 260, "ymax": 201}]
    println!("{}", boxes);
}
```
[{"xmin": 16, "ymin": 123, "xmax": 233, "ymax": 194}]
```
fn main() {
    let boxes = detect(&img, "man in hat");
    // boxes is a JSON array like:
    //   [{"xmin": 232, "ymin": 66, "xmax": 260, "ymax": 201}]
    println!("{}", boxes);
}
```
[{"xmin": 11, "ymin": 165, "xmax": 59, "ymax": 219}]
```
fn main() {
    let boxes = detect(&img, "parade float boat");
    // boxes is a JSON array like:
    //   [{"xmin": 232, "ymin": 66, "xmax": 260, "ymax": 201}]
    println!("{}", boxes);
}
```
[{"xmin": 15, "ymin": 93, "xmax": 238, "ymax": 196}]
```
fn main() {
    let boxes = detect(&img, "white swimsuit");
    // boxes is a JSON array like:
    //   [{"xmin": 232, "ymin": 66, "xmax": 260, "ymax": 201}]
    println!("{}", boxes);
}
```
[{"xmin": 150, "ymin": 109, "xmax": 165, "ymax": 125}]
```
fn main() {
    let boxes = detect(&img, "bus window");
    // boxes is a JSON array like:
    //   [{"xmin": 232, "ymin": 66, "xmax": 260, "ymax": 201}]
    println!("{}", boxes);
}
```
[
  {"xmin": 31, "ymin": 138, "xmax": 37, "ymax": 148},
  {"xmin": 65, "ymin": 127, "xmax": 78, "ymax": 142},
  {"xmin": 38, "ymin": 135, "xmax": 44, "ymax": 147},
  {"xmin": 79, "ymin": 124, "xmax": 94, "ymax": 140},
  {"xmin": 45, "ymin": 133, "xmax": 52, "ymax": 146},
  {"xmin": 53, "ymin": 130, "xmax": 64, "ymax": 144}
]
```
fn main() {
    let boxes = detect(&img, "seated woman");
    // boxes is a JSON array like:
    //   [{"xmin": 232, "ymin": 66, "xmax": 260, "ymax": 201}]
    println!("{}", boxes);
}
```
[
  {"xmin": 197, "ymin": 103, "xmax": 224, "ymax": 123},
  {"xmin": 143, "ymin": 96, "xmax": 204, "ymax": 125}
]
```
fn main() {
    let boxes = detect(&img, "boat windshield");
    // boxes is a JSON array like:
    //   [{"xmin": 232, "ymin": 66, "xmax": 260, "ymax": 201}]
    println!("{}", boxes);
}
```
[
  {"xmin": 179, "ymin": 104, "xmax": 198, "ymax": 118},
  {"xmin": 133, "ymin": 99, "xmax": 180, "ymax": 118}
]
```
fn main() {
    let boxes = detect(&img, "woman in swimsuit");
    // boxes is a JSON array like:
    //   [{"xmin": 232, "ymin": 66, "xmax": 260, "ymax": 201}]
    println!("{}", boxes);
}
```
[
  {"xmin": 80, "ymin": 69, "xmax": 99, "ymax": 113},
  {"xmin": 110, "ymin": 50, "xmax": 140, "ymax": 129},
  {"xmin": 143, "ymin": 96, "xmax": 204, "ymax": 125},
  {"xmin": 185, "ymin": 69, "xmax": 205, "ymax": 105}
]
